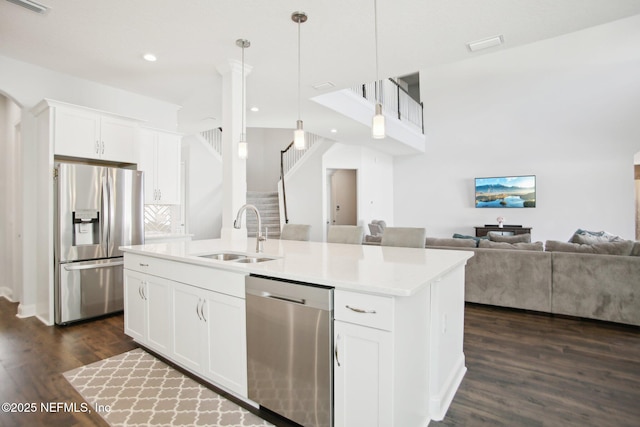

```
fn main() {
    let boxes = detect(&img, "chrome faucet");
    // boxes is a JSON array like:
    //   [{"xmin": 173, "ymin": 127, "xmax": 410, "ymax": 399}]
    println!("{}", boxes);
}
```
[{"xmin": 233, "ymin": 204, "xmax": 266, "ymax": 253}]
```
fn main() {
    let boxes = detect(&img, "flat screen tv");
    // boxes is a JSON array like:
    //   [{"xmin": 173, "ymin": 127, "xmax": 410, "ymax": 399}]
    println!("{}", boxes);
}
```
[{"xmin": 475, "ymin": 175, "xmax": 536, "ymax": 208}]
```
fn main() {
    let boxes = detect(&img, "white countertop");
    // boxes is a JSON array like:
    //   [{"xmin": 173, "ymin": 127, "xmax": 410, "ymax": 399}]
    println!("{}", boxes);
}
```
[
  {"xmin": 144, "ymin": 232, "xmax": 194, "ymax": 241},
  {"xmin": 120, "ymin": 238, "xmax": 473, "ymax": 297}
]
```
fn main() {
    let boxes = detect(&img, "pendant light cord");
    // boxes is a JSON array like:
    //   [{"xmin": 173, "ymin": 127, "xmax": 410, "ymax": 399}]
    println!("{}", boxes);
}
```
[
  {"xmin": 297, "ymin": 19, "xmax": 301, "ymax": 121},
  {"xmin": 374, "ymin": 0, "xmax": 380, "ymax": 104},
  {"xmin": 241, "ymin": 44, "xmax": 245, "ymax": 136}
]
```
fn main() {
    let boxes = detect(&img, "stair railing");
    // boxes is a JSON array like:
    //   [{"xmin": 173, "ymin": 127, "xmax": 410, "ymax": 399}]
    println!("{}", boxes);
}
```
[
  {"xmin": 353, "ymin": 78, "xmax": 424, "ymax": 133},
  {"xmin": 280, "ymin": 141, "xmax": 295, "ymax": 224},
  {"xmin": 199, "ymin": 127, "xmax": 223, "ymax": 156}
]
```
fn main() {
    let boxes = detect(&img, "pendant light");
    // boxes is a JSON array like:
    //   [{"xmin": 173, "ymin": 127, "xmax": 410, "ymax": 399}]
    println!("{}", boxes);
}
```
[
  {"xmin": 236, "ymin": 38, "xmax": 250, "ymax": 159},
  {"xmin": 292, "ymin": 11, "xmax": 307, "ymax": 150},
  {"xmin": 371, "ymin": 0, "xmax": 385, "ymax": 139}
]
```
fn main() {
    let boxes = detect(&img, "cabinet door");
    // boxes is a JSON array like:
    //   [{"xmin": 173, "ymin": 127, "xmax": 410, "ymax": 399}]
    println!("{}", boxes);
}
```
[
  {"xmin": 123, "ymin": 270, "xmax": 147, "ymax": 343},
  {"xmin": 334, "ymin": 321, "xmax": 393, "ymax": 427},
  {"xmin": 155, "ymin": 132, "xmax": 181, "ymax": 204},
  {"xmin": 145, "ymin": 276, "xmax": 172, "ymax": 354},
  {"xmin": 171, "ymin": 283, "xmax": 205, "ymax": 372},
  {"xmin": 100, "ymin": 116, "xmax": 137, "ymax": 163},
  {"xmin": 54, "ymin": 107, "xmax": 100, "ymax": 159},
  {"xmin": 137, "ymin": 130, "xmax": 157, "ymax": 203},
  {"xmin": 201, "ymin": 291, "xmax": 247, "ymax": 397}
]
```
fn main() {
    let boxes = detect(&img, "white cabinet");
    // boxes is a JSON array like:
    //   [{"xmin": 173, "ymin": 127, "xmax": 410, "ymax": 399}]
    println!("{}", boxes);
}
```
[
  {"xmin": 171, "ymin": 280, "xmax": 248, "ymax": 397},
  {"xmin": 138, "ymin": 128, "xmax": 181, "ymax": 204},
  {"xmin": 123, "ymin": 253, "xmax": 248, "ymax": 398},
  {"xmin": 53, "ymin": 105, "xmax": 138, "ymax": 163},
  {"xmin": 334, "ymin": 291, "xmax": 393, "ymax": 427},
  {"xmin": 334, "ymin": 320, "xmax": 392, "ymax": 427},
  {"xmin": 123, "ymin": 270, "xmax": 172, "ymax": 354}
]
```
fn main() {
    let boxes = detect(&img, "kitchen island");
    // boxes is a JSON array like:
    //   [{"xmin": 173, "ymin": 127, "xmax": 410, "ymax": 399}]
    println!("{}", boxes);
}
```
[{"xmin": 121, "ymin": 238, "xmax": 473, "ymax": 426}]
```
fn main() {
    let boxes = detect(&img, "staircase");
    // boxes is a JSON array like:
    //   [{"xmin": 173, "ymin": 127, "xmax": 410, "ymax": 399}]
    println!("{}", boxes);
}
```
[{"xmin": 245, "ymin": 191, "xmax": 281, "ymax": 239}]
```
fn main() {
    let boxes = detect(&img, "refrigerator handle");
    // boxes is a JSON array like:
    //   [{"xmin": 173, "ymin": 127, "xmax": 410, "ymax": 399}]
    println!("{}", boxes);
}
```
[{"xmin": 102, "ymin": 175, "xmax": 110, "ymax": 253}]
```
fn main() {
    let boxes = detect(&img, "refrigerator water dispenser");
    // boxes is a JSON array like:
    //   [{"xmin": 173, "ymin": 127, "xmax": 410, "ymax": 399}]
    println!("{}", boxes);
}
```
[{"xmin": 72, "ymin": 209, "xmax": 100, "ymax": 246}]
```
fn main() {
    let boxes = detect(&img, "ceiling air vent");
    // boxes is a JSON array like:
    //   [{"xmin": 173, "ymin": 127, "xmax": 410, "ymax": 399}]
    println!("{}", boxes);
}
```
[{"xmin": 5, "ymin": 0, "xmax": 50, "ymax": 14}]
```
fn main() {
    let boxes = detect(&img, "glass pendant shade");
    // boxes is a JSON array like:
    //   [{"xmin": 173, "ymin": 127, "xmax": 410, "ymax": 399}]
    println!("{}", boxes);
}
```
[
  {"xmin": 294, "ymin": 119, "xmax": 306, "ymax": 150},
  {"xmin": 238, "ymin": 134, "xmax": 248, "ymax": 159},
  {"xmin": 372, "ymin": 103, "xmax": 385, "ymax": 139}
]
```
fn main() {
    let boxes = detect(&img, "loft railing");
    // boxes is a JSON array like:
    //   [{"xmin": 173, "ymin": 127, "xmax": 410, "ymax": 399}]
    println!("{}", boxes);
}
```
[
  {"xmin": 280, "ymin": 132, "xmax": 321, "ymax": 223},
  {"xmin": 200, "ymin": 127, "xmax": 223, "ymax": 156},
  {"xmin": 351, "ymin": 78, "xmax": 424, "ymax": 134}
]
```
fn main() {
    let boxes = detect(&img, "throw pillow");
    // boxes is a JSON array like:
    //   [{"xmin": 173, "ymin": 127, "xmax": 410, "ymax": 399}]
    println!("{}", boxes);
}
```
[
  {"xmin": 452, "ymin": 233, "xmax": 486, "ymax": 247},
  {"xmin": 569, "ymin": 229, "xmax": 623, "ymax": 244},
  {"xmin": 478, "ymin": 240, "xmax": 544, "ymax": 251},
  {"xmin": 426, "ymin": 237, "xmax": 477, "ymax": 248},
  {"xmin": 488, "ymin": 232, "xmax": 531, "ymax": 243},
  {"xmin": 545, "ymin": 240, "xmax": 633, "ymax": 255}
]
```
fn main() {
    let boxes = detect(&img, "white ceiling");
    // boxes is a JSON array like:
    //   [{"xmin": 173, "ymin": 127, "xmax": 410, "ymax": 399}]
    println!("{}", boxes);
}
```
[{"xmin": 2, "ymin": 0, "xmax": 640, "ymax": 135}]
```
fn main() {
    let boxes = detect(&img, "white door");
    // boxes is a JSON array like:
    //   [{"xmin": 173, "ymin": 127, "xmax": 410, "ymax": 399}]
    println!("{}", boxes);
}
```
[
  {"xmin": 145, "ymin": 276, "xmax": 173, "ymax": 354},
  {"xmin": 334, "ymin": 320, "xmax": 393, "ymax": 427},
  {"xmin": 155, "ymin": 132, "xmax": 181, "ymax": 204},
  {"xmin": 171, "ymin": 282, "xmax": 205, "ymax": 372},
  {"xmin": 54, "ymin": 107, "xmax": 100, "ymax": 159},
  {"xmin": 123, "ymin": 270, "xmax": 147, "ymax": 343},
  {"xmin": 137, "ymin": 130, "xmax": 157, "ymax": 203},
  {"xmin": 201, "ymin": 290, "xmax": 248, "ymax": 397},
  {"xmin": 100, "ymin": 116, "xmax": 137, "ymax": 163}
]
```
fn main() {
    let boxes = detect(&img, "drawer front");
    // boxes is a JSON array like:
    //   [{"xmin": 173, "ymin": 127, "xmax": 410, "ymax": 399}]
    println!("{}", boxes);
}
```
[
  {"xmin": 334, "ymin": 290, "xmax": 393, "ymax": 331},
  {"xmin": 124, "ymin": 253, "xmax": 246, "ymax": 298}
]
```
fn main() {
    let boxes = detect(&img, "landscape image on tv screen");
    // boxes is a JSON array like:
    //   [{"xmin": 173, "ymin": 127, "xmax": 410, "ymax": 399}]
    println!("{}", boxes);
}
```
[{"xmin": 475, "ymin": 175, "xmax": 536, "ymax": 208}]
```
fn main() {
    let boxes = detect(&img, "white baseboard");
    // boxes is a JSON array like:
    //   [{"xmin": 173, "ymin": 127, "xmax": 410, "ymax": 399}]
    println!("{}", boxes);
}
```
[
  {"xmin": 429, "ymin": 354, "xmax": 467, "ymax": 421},
  {"xmin": 0, "ymin": 287, "xmax": 14, "ymax": 301},
  {"xmin": 16, "ymin": 303, "xmax": 36, "ymax": 319}
]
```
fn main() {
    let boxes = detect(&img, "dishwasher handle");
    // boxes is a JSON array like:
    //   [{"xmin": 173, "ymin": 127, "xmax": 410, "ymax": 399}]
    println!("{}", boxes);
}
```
[{"xmin": 263, "ymin": 292, "xmax": 306, "ymax": 305}]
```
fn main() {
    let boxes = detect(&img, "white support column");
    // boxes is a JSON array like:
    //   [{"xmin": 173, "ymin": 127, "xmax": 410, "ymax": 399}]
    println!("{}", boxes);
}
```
[{"xmin": 217, "ymin": 59, "xmax": 252, "ymax": 240}]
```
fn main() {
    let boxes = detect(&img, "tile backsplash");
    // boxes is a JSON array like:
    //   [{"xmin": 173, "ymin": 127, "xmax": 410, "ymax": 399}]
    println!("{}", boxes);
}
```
[{"xmin": 144, "ymin": 204, "xmax": 183, "ymax": 233}]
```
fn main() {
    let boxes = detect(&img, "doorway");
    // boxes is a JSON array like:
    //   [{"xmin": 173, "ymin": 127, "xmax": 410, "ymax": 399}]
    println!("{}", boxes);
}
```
[{"xmin": 327, "ymin": 169, "xmax": 357, "ymax": 227}]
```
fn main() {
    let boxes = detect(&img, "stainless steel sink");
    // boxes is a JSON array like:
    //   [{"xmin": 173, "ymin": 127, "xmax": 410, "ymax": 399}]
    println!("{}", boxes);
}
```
[
  {"xmin": 234, "ymin": 257, "xmax": 274, "ymax": 263},
  {"xmin": 197, "ymin": 252, "xmax": 276, "ymax": 264},
  {"xmin": 198, "ymin": 253, "xmax": 246, "ymax": 261}
]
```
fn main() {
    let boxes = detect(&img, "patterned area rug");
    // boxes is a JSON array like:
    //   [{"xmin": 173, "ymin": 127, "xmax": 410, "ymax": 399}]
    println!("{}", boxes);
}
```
[{"xmin": 64, "ymin": 348, "xmax": 273, "ymax": 427}]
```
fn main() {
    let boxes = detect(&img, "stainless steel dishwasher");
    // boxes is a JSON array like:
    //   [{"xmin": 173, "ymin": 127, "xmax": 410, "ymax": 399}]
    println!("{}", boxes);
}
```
[{"xmin": 246, "ymin": 274, "xmax": 333, "ymax": 427}]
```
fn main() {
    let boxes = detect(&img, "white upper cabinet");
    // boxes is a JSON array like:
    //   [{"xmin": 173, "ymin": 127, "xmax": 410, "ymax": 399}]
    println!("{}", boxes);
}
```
[
  {"xmin": 52, "ymin": 103, "xmax": 138, "ymax": 163},
  {"xmin": 138, "ymin": 128, "xmax": 181, "ymax": 205}
]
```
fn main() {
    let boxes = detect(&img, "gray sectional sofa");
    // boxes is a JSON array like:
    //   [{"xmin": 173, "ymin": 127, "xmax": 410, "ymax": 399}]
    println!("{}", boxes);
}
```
[{"xmin": 425, "ymin": 234, "xmax": 640, "ymax": 326}]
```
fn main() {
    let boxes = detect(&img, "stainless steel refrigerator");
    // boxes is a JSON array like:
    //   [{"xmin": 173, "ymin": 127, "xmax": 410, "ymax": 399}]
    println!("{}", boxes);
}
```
[{"xmin": 54, "ymin": 162, "xmax": 144, "ymax": 325}]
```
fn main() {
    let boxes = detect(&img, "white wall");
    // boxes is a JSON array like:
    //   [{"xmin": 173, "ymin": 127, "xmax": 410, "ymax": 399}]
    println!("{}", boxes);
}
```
[
  {"xmin": 0, "ymin": 54, "xmax": 180, "ymax": 321},
  {"xmin": 182, "ymin": 135, "xmax": 223, "ymax": 240},
  {"xmin": 284, "ymin": 141, "xmax": 394, "ymax": 241},
  {"xmin": 246, "ymin": 127, "xmax": 293, "ymax": 192},
  {"xmin": 394, "ymin": 15, "xmax": 640, "ymax": 243}
]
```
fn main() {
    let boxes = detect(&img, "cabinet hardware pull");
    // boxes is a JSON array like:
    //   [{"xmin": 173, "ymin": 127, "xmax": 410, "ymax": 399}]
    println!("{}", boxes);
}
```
[
  {"xmin": 335, "ymin": 334, "xmax": 341, "ymax": 367},
  {"xmin": 101, "ymin": 141, "xmax": 105, "ymax": 154},
  {"xmin": 200, "ymin": 300, "xmax": 207, "ymax": 322},
  {"xmin": 141, "ymin": 284, "xmax": 147, "ymax": 300},
  {"xmin": 345, "ymin": 305, "xmax": 376, "ymax": 314},
  {"xmin": 196, "ymin": 298, "xmax": 203, "ymax": 321},
  {"xmin": 138, "ymin": 284, "xmax": 144, "ymax": 300},
  {"xmin": 158, "ymin": 189, "xmax": 162, "ymax": 200},
  {"xmin": 95, "ymin": 140, "xmax": 100, "ymax": 153},
  {"xmin": 139, "ymin": 263, "xmax": 149, "ymax": 267}
]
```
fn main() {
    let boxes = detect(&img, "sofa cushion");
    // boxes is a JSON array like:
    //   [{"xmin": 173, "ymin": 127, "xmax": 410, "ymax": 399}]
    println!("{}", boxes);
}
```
[
  {"xmin": 632, "ymin": 241, "xmax": 640, "ymax": 257},
  {"xmin": 426, "ymin": 237, "xmax": 477, "ymax": 248},
  {"xmin": 569, "ymin": 229, "xmax": 623, "ymax": 244},
  {"xmin": 478, "ymin": 240, "xmax": 544, "ymax": 251},
  {"xmin": 545, "ymin": 240, "xmax": 633, "ymax": 256},
  {"xmin": 488, "ymin": 232, "xmax": 531, "ymax": 243}
]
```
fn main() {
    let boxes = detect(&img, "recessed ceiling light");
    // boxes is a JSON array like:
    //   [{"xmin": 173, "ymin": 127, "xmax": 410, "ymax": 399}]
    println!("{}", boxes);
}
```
[
  {"xmin": 330, "ymin": 128, "xmax": 337, "ymax": 133},
  {"xmin": 143, "ymin": 53, "xmax": 157, "ymax": 62},
  {"xmin": 250, "ymin": 107, "xmax": 259, "ymax": 112},
  {"xmin": 466, "ymin": 35, "xmax": 504, "ymax": 52}
]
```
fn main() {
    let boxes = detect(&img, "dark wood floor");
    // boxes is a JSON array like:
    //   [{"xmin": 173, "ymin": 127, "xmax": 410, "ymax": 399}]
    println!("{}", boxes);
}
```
[{"xmin": 1, "ymin": 298, "xmax": 639, "ymax": 427}]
